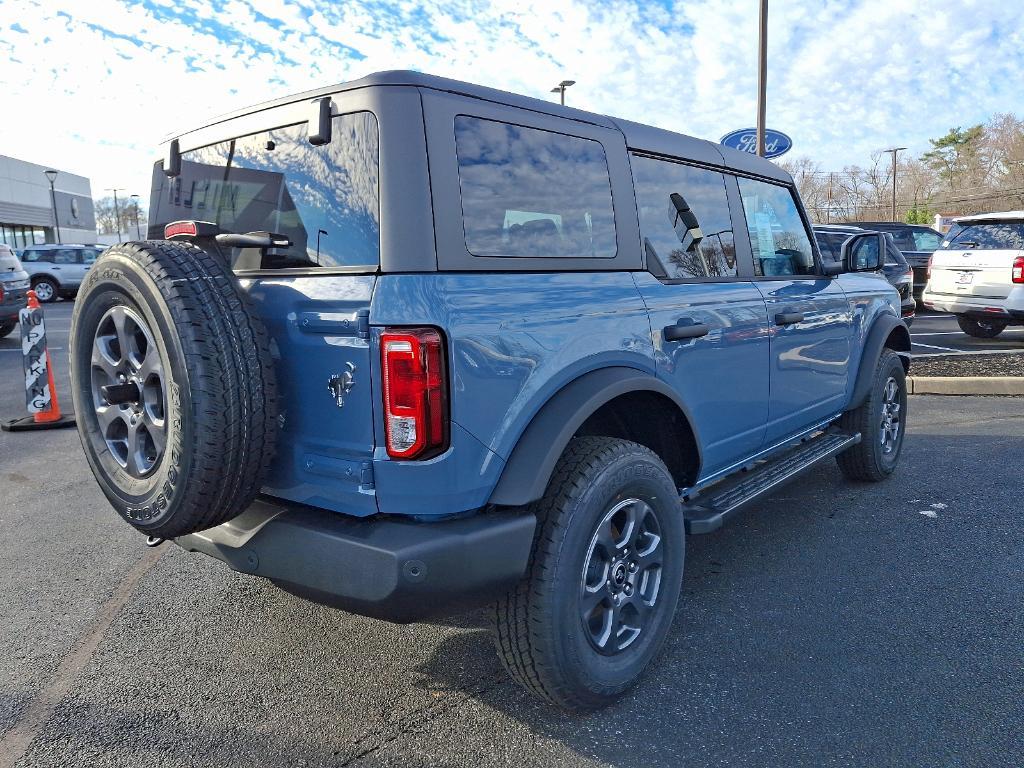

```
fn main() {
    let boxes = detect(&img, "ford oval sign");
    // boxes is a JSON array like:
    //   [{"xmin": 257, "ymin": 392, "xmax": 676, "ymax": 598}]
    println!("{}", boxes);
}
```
[{"xmin": 720, "ymin": 128, "xmax": 793, "ymax": 159}]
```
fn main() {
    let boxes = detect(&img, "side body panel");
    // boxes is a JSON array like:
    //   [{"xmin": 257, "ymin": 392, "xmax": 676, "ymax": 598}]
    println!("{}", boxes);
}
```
[
  {"xmin": 632, "ymin": 272, "xmax": 770, "ymax": 479},
  {"xmin": 755, "ymin": 277, "xmax": 853, "ymax": 444},
  {"xmin": 369, "ymin": 272, "xmax": 655, "ymax": 516}
]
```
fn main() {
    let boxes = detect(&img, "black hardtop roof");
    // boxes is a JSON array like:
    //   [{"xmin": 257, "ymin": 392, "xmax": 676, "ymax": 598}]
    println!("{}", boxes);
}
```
[{"xmin": 175, "ymin": 70, "xmax": 790, "ymax": 184}]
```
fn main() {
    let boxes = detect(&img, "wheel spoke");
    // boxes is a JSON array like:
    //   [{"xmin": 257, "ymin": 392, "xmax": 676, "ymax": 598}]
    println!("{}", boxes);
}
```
[
  {"xmin": 125, "ymin": 420, "xmax": 142, "ymax": 476},
  {"xmin": 110, "ymin": 307, "xmax": 131, "ymax": 365},
  {"xmin": 95, "ymin": 404, "xmax": 123, "ymax": 430},
  {"xmin": 92, "ymin": 335, "xmax": 120, "ymax": 379},
  {"xmin": 145, "ymin": 415, "xmax": 166, "ymax": 455}
]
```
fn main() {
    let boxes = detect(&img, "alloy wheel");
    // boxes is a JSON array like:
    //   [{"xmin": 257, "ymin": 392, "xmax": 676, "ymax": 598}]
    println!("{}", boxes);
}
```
[
  {"xmin": 580, "ymin": 498, "xmax": 664, "ymax": 655},
  {"xmin": 90, "ymin": 305, "xmax": 167, "ymax": 477}
]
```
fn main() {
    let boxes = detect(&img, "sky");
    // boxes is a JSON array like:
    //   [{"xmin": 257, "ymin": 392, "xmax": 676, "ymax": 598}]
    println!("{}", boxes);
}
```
[{"xmin": 1, "ymin": 0, "xmax": 1023, "ymax": 204}]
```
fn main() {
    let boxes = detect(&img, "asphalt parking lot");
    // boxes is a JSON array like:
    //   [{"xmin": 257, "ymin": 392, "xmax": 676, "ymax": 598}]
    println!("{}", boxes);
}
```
[
  {"xmin": 1, "ymin": 303, "xmax": 1022, "ymax": 767},
  {"xmin": 910, "ymin": 310, "xmax": 1024, "ymax": 356}
]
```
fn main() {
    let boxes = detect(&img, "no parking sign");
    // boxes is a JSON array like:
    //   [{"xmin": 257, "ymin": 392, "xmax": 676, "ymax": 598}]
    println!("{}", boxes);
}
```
[{"xmin": 20, "ymin": 303, "xmax": 51, "ymax": 413}]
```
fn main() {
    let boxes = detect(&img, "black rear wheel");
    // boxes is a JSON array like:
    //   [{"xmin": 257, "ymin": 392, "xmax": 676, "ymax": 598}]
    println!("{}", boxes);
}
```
[
  {"xmin": 492, "ymin": 437, "xmax": 684, "ymax": 710},
  {"xmin": 957, "ymin": 316, "xmax": 1007, "ymax": 338}
]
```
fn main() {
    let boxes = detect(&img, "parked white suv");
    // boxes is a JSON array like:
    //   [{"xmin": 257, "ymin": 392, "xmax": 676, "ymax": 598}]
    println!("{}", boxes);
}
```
[
  {"xmin": 18, "ymin": 244, "xmax": 102, "ymax": 303},
  {"xmin": 922, "ymin": 211, "xmax": 1024, "ymax": 338}
]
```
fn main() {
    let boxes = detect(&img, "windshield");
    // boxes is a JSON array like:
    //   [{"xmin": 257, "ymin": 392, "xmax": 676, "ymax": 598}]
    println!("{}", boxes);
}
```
[{"xmin": 941, "ymin": 221, "xmax": 1024, "ymax": 250}]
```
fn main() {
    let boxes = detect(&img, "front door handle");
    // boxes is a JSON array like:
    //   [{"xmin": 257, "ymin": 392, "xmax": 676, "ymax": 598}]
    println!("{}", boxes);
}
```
[
  {"xmin": 775, "ymin": 312, "xmax": 805, "ymax": 326},
  {"xmin": 663, "ymin": 320, "xmax": 710, "ymax": 342}
]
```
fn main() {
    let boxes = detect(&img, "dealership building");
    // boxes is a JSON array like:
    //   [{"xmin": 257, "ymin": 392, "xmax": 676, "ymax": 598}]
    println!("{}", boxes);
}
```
[{"xmin": 0, "ymin": 154, "xmax": 97, "ymax": 248}]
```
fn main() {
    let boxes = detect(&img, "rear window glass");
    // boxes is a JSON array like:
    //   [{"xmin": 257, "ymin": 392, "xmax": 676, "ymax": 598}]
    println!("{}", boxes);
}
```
[
  {"xmin": 941, "ymin": 221, "xmax": 1024, "ymax": 250},
  {"xmin": 454, "ymin": 116, "xmax": 616, "ymax": 259},
  {"xmin": 149, "ymin": 112, "xmax": 379, "ymax": 270}
]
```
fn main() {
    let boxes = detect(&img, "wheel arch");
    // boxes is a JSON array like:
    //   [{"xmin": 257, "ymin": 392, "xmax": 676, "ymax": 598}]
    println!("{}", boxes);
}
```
[
  {"xmin": 847, "ymin": 314, "xmax": 911, "ymax": 411},
  {"xmin": 488, "ymin": 367, "xmax": 701, "ymax": 506}
]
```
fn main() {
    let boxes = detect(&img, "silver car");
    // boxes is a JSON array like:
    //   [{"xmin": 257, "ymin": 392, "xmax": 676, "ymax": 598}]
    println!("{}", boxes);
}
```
[{"xmin": 18, "ymin": 244, "xmax": 102, "ymax": 302}]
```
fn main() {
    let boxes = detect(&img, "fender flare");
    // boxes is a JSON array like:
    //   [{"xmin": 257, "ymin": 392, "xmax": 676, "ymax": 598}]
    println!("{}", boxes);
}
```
[
  {"xmin": 848, "ymin": 314, "xmax": 911, "ymax": 411},
  {"xmin": 488, "ymin": 367, "xmax": 700, "ymax": 507}
]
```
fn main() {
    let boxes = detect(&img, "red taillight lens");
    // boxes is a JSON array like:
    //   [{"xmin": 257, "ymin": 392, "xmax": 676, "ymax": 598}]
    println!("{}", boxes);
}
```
[
  {"xmin": 381, "ymin": 327, "xmax": 448, "ymax": 460},
  {"xmin": 1013, "ymin": 256, "xmax": 1024, "ymax": 284},
  {"xmin": 164, "ymin": 221, "xmax": 197, "ymax": 239},
  {"xmin": 0, "ymin": 284, "xmax": 4, "ymax": 303}
]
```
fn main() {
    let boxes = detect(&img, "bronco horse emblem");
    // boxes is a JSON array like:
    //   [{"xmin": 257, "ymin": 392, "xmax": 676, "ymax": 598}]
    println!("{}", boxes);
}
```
[{"xmin": 327, "ymin": 363, "xmax": 357, "ymax": 408}]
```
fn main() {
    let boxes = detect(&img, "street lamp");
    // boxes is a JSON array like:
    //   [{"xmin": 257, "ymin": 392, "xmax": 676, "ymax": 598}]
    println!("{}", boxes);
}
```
[
  {"xmin": 755, "ymin": 0, "xmax": 768, "ymax": 157},
  {"xmin": 43, "ymin": 169, "xmax": 61, "ymax": 244},
  {"xmin": 550, "ymin": 80, "xmax": 576, "ymax": 106},
  {"xmin": 129, "ymin": 193, "xmax": 142, "ymax": 239},
  {"xmin": 107, "ymin": 188, "xmax": 124, "ymax": 243},
  {"xmin": 883, "ymin": 147, "xmax": 907, "ymax": 221}
]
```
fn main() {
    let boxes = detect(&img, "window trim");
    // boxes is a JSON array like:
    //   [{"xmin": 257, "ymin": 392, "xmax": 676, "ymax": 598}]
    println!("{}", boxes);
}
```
[
  {"xmin": 628, "ymin": 151, "xmax": 754, "ymax": 284},
  {"xmin": 423, "ymin": 90, "xmax": 641, "ymax": 272}
]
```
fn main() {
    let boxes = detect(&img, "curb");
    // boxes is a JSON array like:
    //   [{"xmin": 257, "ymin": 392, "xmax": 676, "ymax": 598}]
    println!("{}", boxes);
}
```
[{"xmin": 907, "ymin": 376, "xmax": 1024, "ymax": 396}]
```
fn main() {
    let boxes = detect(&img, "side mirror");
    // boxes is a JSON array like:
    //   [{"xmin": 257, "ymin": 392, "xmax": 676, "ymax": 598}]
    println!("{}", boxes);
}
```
[
  {"xmin": 840, "ymin": 232, "xmax": 884, "ymax": 272},
  {"xmin": 668, "ymin": 192, "xmax": 704, "ymax": 250}
]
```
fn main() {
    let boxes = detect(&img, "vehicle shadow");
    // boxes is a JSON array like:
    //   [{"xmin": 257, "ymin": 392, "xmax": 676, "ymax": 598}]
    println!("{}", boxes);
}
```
[{"xmin": 408, "ymin": 430, "xmax": 1021, "ymax": 767}]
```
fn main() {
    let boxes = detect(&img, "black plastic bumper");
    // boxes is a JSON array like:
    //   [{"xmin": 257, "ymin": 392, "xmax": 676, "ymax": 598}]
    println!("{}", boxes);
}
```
[{"xmin": 175, "ymin": 500, "xmax": 536, "ymax": 623}]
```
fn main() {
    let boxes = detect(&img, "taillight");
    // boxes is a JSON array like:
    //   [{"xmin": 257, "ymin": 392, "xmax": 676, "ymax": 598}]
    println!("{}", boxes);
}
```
[
  {"xmin": 1013, "ymin": 256, "xmax": 1024, "ymax": 284},
  {"xmin": 0, "ymin": 284, "xmax": 4, "ymax": 303},
  {"xmin": 381, "ymin": 327, "xmax": 448, "ymax": 460}
]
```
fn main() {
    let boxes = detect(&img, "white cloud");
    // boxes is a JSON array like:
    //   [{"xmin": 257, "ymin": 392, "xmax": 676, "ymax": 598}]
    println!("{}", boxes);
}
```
[{"xmin": 1, "ymin": 0, "xmax": 1022, "ymax": 208}]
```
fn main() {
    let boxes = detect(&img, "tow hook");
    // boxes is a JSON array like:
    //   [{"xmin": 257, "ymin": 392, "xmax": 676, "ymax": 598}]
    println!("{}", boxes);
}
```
[{"xmin": 145, "ymin": 536, "xmax": 166, "ymax": 548}]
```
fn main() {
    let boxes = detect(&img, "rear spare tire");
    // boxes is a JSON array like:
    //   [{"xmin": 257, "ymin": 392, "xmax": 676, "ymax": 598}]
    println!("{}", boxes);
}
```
[{"xmin": 69, "ymin": 241, "xmax": 278, "ymax": 539}]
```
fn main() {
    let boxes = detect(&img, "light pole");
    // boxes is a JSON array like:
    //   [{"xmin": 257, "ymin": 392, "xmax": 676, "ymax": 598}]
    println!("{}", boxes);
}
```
[
  {"xmin": 755, "ymin": 0, "xmax": 768, "ymax": 157},
  {"xmin": 550, "ymin": 80, "xmax": 576, "ymax": 106},
  {"xmin": 43, "ymin": 170, "xmax": 61, "ymax": 244},
  {"xmin": 883, "ymin": 147, "xmax": 906, "ymax": 221},
  {"xmin": 129, "ymin": 194, "xmax": 142, "ymax": 239},
  {"xmin": 107, "ymin": 188, "xmax": 124, "ymax": 243}
]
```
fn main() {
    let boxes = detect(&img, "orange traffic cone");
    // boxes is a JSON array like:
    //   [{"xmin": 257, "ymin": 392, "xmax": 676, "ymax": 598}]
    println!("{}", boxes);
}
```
[{"xmin": 1, "ymin": 290, "xmax": 76, "ymax": 432}]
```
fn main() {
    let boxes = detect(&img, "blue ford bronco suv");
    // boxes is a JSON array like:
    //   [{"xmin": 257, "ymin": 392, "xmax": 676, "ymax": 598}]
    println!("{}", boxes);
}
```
[{"xmin": 69, "ymin": 71, "xmax": 909, "ymax": 710}]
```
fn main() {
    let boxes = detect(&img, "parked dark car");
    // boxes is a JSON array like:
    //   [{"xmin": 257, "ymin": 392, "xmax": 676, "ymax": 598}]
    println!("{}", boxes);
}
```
[
  {"xmin": 847, "ymin": 222, "xmax": 943, "ymax": 298},
  {"xmin": 0, "ymin": 244, "xmax": 30, "ymax": 338},
  {"xmin": 814, "ymin": 225, "xmax": 915, "ymax": 324}
]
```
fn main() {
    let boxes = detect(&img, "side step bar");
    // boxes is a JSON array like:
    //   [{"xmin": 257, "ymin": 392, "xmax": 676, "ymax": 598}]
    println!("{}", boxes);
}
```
[{"xmin": 682, "ymin": 431, "xmax": 861, "ymax": 534}]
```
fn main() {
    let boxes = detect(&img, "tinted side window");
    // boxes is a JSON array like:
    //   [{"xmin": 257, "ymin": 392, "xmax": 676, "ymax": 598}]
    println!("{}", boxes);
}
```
[
  {"xmin": 53, "ymin": 250, "xmax": 78, "ymax": 264},
  {"xmin": 454, "ymin": 116, "xmax": 616, "ymax": 259},
  {"xmin": 911, "ymin": 228, "xmax": 943, "ymax": 251},
  {"xmin": 150, "ymin": 112, "xmax": 380, "ymax": 270},
  {"xmin": 737, "ymin": 178, "xmax": 816, "ymax": 276},
  {"xmin": 632, "ymin": 155, "xmax": 737, "ymax": 279},
  {"xmin": 20, "ymin": 250, "xmax": 38, "ymax": 263}
]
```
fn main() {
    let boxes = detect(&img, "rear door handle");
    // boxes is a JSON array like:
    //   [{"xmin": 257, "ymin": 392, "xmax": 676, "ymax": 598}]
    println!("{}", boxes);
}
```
[
  {"xmin": 775, "ymin": 312, "xmax": 804, "ymax": 326},
  {"xmin": 663, "ymin": 320, "xmax": 710, "ymax": 342}
]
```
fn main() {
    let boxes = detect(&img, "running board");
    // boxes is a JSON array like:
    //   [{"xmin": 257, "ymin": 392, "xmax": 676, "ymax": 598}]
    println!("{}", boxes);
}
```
[{"xmin": 682, "ymin": 431, "xmax": 861, "ymax": 534}]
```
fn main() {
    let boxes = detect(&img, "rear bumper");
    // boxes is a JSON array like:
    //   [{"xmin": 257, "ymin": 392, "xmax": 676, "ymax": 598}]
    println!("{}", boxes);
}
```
[
  {"xmin": 922, "ymin": 290, "xmax": 1024, "ymax": 322},
  {"xmin": 175, "ymin": 499, "xmax": 536, "ymax": 623}
]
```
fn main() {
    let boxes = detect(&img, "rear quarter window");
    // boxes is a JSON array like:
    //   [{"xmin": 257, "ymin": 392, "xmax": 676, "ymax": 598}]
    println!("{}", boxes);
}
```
[{"xmin": 454, "ymin": 116, "xmax": 616, "ymax": 259}]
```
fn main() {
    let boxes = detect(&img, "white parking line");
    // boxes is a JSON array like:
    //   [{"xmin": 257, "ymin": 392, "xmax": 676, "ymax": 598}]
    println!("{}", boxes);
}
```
[
  {"xmin": 911, "ymin": 341, "xmax": 961, "ymax": 352},
  {"xmin": 913, "ymin": 348, "xmax": 1024, "ymax": 358}
]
